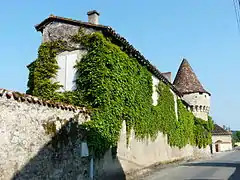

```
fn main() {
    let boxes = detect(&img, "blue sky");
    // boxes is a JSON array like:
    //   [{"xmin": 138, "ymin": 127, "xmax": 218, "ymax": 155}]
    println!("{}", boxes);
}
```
[{"xmin": 0, "ymin": 1, "xmax": 239, "ymax": 129}]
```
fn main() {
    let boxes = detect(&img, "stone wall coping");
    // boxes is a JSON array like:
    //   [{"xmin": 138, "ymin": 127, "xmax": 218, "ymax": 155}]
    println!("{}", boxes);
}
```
[{"xmin": 0, "ymin": 88, "xmax": 89, "ymax": 113}]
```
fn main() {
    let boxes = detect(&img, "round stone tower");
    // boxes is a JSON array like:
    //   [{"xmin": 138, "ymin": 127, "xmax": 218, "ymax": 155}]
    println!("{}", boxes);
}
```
[{"xmin": 173, "ymin": 59, "xmax": 210, "ymax": 121}]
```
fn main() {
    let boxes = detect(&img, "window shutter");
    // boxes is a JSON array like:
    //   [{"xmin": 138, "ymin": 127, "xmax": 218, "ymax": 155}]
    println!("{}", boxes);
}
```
[
  {"xmin": 56, "ymin": 55, "xmax": 67, "ymax": 91},
  {"xmin": 152, "ymin": 76, "xmax": 159, "ymax": 106},
  {"xmin": 66, "ymin": 53, "xmax": 78, "ymax": 91}
]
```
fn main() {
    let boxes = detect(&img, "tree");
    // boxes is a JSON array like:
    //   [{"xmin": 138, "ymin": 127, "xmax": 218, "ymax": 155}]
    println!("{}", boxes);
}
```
[
  {"xmin": 234, "ymin": 131, "xmax": 240, "ymax": 141},
  {"xmin": 232, "ymin": 131, "xmax": 240, "ymax": 146}
]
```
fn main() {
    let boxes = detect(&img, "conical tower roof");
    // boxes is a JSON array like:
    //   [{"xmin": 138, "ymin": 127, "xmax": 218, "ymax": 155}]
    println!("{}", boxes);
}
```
[{"xmin": 173, "ymin": 59, "xmax": 210, "ymax": 95}]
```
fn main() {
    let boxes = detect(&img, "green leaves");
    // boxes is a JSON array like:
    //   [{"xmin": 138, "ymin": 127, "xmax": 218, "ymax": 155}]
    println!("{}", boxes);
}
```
[
  {"xmin": 26, "ymin": 40, "xmax": 66, "ymax": 100},
  {"xmin": 27, "ymin": 29, "xmax": 212, "ymax": 157},
  {"xmin": 177, "ymin": 101, "xmax": 213, "ymax": 148}
]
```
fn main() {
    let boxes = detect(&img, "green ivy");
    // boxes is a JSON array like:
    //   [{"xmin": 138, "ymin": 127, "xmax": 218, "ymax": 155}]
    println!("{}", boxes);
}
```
[
  {"xmin": 26, "ymin": 40, "xmax": 86, "ymax": 106},
  {"xmin": 26, "ymin": 41, "xmax": 64, "ymax": 99},
  {"xmin": 27, "ymin": 30, "xmax": 213, "ymax": 157},
  {"xmin": 73, "ymin": 32, "xmax": 154, "ymax": 156},
  {"xmin": 168, "ymin": 99, "xmax": 195, "ymax": 148},
  {"xmin": 150, "ymin": 82, "xmax": 176, "ymax": 141},
  {"xmin": 177, "ymin": 100, "xmax": 214, "ymax": 148}
]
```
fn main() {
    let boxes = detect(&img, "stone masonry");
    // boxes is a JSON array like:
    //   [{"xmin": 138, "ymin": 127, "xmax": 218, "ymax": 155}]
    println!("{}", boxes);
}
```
[
  {"xmin": 0, "ymin": 89, "xmax": 91, "ymax": 180},
  {"xmin": 0, "ymin": 87, "xmax": 211, "ymax": 180}
]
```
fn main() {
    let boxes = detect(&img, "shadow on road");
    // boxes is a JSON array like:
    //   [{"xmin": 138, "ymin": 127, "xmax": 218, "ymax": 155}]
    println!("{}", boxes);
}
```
[{"xmin": 182, "ymin": 161, "xmax": 240, "ymax": 180}]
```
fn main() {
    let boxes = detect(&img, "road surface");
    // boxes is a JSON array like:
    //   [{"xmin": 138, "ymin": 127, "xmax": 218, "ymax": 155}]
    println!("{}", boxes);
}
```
[{"xmin": 145, "ymin": 150, "xmax": 240, "ymax": 180}]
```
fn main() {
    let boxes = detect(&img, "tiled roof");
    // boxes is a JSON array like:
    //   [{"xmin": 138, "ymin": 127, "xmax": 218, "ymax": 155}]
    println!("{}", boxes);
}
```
[
  {"xmin": 173, "ymin": 59, "xmax": 210, "ymax": 95},
  {"xmin": 212, "ymin": 124, "xmax": 232, "ymax": 135},
  {"xmin": 0, "ymin": 88, "xmax": 88, "ymax": 113},
  {"xmin": 35, "ymin": 15, "xmax": 183, "ymax": 97}
]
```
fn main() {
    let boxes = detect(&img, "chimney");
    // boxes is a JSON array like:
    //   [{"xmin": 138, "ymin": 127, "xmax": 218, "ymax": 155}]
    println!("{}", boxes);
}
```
[
  {"xmin": 87, "ymin": 10, "xmax": 100, "ymax": 24},
  {"xmin": 162, "ymin": 72, "xmax": 172, "ymax": 82}
]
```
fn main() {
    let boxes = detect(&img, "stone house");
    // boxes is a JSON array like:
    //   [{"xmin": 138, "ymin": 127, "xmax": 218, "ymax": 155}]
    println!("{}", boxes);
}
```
[
  {"xmin": 34, "ymin": 10, "xmax": 211, "ymax": 122},
  {"xmin": 33, "ymin": 9, "xmax": 213, "ymax": 177},
  {"xmin": 0, "ymin": 10, "xmax": 216, "ymax": 179},
  {"xmin": 212, "ymin": 124, "xmax": 232, "ymax": 153}
]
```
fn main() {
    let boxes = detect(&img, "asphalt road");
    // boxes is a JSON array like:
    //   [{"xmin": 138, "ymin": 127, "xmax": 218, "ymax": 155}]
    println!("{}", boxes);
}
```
[{"xmin": 145, "ymin": 150, "xmax": 240, "ymax": 180}]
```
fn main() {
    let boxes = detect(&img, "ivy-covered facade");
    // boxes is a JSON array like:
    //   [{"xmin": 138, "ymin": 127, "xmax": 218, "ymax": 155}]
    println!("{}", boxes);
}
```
[
  {"xmin": 27, "ymin": 29, "xmax": 213, "ymax": 157},
  {"xmin": 27, "ymin": 13, "xmax": 214, "ymax": 157}
]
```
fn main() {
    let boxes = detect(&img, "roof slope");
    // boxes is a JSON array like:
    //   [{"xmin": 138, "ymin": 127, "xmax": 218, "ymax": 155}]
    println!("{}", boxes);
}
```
[
  {"xmin": 212, "ymin": 124, "xmax": 232, "ymax": 135},
  {"xmin": 173, "ymin": 59, "xmax": 210, "ymax": 95},
  {"xmin": 35, "ymin": 15, "xmax": 182, "ymax": 97}
]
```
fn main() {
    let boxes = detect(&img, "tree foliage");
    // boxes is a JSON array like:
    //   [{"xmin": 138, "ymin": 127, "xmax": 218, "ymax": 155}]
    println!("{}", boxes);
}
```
[{"xmin": 232, "ymin": 131, "xmax": 240, "ymax": 145}]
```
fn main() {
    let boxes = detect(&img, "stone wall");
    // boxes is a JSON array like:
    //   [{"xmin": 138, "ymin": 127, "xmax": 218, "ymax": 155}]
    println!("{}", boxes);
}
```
[
  {"xmin": 0, "ymin": 89, "xmax": 91, "ymax": 180},
  {"xmin": 182, "ymin": 92, "xmax": 210, "ymax": 121},
  {"xmin": 42, "ymin": 22, "xmax": 96, "ymax": 44},
  {"xmin": 0, "ymin": 88, "xmax": 211, "ymax": 180},
  {"xmin": 100, "ymin": 121, "xmax": 211, "ymax": 179}
]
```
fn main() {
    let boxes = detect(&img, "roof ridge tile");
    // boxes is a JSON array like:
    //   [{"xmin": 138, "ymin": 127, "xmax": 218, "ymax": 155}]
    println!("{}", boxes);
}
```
[{"xmin": 0, "ymin": 88, "xmax": 88, "ymax": 113}]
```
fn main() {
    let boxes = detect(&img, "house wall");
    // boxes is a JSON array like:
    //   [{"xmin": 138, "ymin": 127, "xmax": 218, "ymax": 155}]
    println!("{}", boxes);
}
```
[
  {"xmin": 0, "ymin": 90, "xmax": 91, "ymax": 180},
  {"xmin": 212, "ymin": 135, "xmax": 232, "ymax": 144},
  {"xmin": 100, "ymin": 120, "xmax": 211, "ymax": 178},
  {"xmin": 182, "ymin": 93, "xmax": 210, "ymax": 121},
  {"xmin": 42, "ymin": 22, "xmax": 96, "ymax": 44},
  {"xmin": 218, "ymin": 143, "xmax": 232, "ymax": 152},
  {"xmin": 212, "ymin": 135, "xmax": 232, "ymax": 153},
  {"xmin": 152, "ymin": 75, "xmax": 159, "ymax": 106},
  {"xmin": 170, "ymin": 89, "xmax": 179, "ymax": 120}
]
